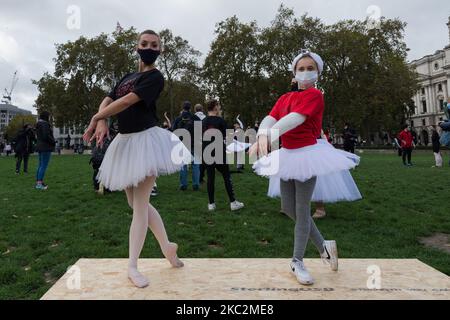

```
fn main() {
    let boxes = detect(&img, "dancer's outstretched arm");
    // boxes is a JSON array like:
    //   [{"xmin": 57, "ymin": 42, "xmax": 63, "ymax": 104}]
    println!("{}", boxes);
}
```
[
  {"xmin": 251, "ymin": 113, "xmax": 306, "ymax": 157},
  {"xmin": 249, "ymin": 115, "xmax": 277, "ymax": 157},
  {"xmin": 94, "ymin": 97, "xmax": 114, "ymax": 146},
  {"xmin": 97, "ymin": 96, "xmax": 114, "ymax": 113},
  {"xmin": 94, "ymin": 93, "xmax": 141, "ymax": 120},
  {"xmin": 269, "ymin": 113, "xmax": 306, "ymax": 144},
  {"xmin": 83, "ymin": 93, "xmax": 141, "ymax": 142},
  {"xmin": 256, "ymin": 115, "xmax": 277, "ymax": 137}
]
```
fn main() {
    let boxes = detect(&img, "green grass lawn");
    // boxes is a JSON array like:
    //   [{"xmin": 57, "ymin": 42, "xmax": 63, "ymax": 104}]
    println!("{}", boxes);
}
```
[{"xmin": 1, "ymin": 150, "xmax": 450, "ymax": 299}]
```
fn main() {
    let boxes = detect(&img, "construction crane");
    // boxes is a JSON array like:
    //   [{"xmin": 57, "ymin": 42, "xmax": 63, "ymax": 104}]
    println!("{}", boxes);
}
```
[{"xmin": 2, "ymin": 71, "xmax": 19, "ymax": 105}]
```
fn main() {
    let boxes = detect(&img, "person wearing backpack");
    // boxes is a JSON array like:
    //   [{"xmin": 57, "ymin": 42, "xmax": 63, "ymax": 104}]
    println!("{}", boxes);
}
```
[{"xmin": 172, "ymin": 101, "xmax": 201, "ymax": 191}]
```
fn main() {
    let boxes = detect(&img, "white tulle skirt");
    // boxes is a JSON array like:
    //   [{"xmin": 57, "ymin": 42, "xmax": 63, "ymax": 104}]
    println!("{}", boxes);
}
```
[
  {"xmin": 316, "ymin": 139, "xmax": 360, "ymax": 166},
  {"xmin": 253, "ymin": 141, "xmax": 357, "ymax": 181},
  {"xmin": 226, "ymin": 140, "xmax": 252, "ymax": 154},
  {"xmin": 264, "ymin": 140, "xmax": 362, "ymax": 202},
  {"xmin": 267, "ymin": 170, "xmax": 362, "ymax": 202},
  {"xmin": 97, "ymin": 126, "xmax": 192, "ymax": 191}
]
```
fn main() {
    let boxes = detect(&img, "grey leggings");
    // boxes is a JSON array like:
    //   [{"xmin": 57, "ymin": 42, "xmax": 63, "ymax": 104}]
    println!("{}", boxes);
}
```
[{"xmin": 280, "ymin": 177, "xmax": 325, "ymax": 261}]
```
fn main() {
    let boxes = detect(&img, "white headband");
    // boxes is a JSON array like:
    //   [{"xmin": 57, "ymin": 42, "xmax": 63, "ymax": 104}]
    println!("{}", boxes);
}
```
[{"xmin": 291, "ymin": 50, "xmax": 324, "ymax": 75}]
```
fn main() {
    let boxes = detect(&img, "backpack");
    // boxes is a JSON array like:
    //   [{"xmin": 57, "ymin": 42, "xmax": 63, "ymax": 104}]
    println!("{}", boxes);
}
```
[
  {"xmin": 176, "ymin": 112, "xmax": 197, "ymax": 133},
  {"xmin": 174, "ymin": 113, "xmax": 200, "ymax": 149},
  {"xmin": 440, "ymin": 131, "xmax": 450, "ymax": 147},
  {"xmin": 439, "ymin": 120, "xmax": 450, "ymax": 132}
]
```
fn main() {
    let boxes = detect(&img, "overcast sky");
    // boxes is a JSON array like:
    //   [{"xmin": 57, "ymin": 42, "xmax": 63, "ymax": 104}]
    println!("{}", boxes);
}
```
[{"xmin": 1, "ymin": 0, "xmax": 449, "ymax": 114}]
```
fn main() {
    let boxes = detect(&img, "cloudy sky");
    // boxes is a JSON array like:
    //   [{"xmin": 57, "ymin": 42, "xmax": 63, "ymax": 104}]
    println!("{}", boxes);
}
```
[{"xmin": 1, "ymin": 0, "xmax": 449, "ymax": 114}]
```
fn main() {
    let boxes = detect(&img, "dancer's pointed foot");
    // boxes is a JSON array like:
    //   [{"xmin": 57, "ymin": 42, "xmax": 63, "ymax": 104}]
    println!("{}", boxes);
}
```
[
  {"xmin": 163, "ymin": 242, "xmax": 184, "ymax": 268},
  {"xmin": 128, "ymin": 267, "xmax": 149, "ymax": 288}
]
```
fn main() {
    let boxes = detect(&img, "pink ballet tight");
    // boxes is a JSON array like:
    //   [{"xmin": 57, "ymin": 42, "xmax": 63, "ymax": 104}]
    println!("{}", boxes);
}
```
[{"xmin": 125, "ymin": 176, "xmax": 183, "ymax": 288}]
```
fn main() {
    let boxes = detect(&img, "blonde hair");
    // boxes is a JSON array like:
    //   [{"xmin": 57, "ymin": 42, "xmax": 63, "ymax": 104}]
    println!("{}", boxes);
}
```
[{"xmin": 194, "ymin": 104, "xmax": 203, "ymax": 112}]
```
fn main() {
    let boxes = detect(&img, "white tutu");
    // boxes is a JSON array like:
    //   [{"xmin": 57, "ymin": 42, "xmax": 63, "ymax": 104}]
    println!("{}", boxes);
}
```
[
  {"xmin": 316, "ymin": 139, "xmax": 360, "ymax": 165},
  {"xmin": 97, "ymin": 126, "xmax": 192, "ymax": 191},
  {"xmin": 265, "ymin": 139, "xmax": 362, "ymax": 202},
  {"xmin": 226, "ymin": 140, "xmax": 252, "ymax": 154},
  {"xmin": 268, "ymin": 170, "xmax": 362, "ymax": 202},
  {"xmin": 312, "ymin": 170, "xmax": 362, "ymax": 202},
  {"xmin": 253, "ymin": 141, "xmax": 357, "ymax": 182}
]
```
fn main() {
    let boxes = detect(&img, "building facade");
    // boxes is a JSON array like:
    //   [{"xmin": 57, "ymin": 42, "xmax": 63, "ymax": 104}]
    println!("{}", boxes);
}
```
[
  {"xmin": 0, "ymin": 104, "xmax": 86, "ymax": 149},
  {"xmin": 53, "ymin": 125, "xmax": 85, "ymax": 149},
  {"xmin": 408, "ymin": 17, "xmax": 450, "ymax": 145},
  {"xmin": 0, "ymin": 103, "xmax": 33, "ymax": 138}
]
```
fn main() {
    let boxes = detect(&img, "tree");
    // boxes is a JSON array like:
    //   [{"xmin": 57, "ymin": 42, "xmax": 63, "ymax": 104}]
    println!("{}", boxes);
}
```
[
  {"xmin": 33, "ymin": 11, "xmax": 418, "ymax": 141},
  {"xmin": 258, "ymin": 5, "xmax": 324, "ymax": 103},
  {"xmin": 33, "ymin": 28, "xmax": 139, "ymax": 127},
  {"xmin": 319, "ymin": 20, "xmax": 371, "ymax": 132},
  {"xmin": 34, "ymin": 27, "xmax": 203, "ymax": 127},
  {"xmin": 158, "ymin": 29, "xmax": 202, "ymax": 119},
  {"xmin": 203, "ymin": 5, "xmax": 418, "ymax": 139},
  {"xmin": 203, "ymin": 16, "xmax": 262, "ymax": 125},
  {"xmin": 157, "ymin": 80, "xmax": 206, "ymax": 120},
  {"xmin": 320, "ymin": 18, "xmax": 419, "ymax": 139}
]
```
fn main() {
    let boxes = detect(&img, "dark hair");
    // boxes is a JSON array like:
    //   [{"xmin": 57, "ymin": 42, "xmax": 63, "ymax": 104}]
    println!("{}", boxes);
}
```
[
  {"xmin": 39, "ymin": 111, "xmax": 50, "ymax": 122},
  {"xmin": 138, "ymin": 30, "xmax": 160, "ymax": 42},
  {"xmin": 402, "ymin": 124, "xmax": 408, "ymax": 130},
  {"xmin": 206, "ymin": 99, "xmax": 219, "ymax": 112},
  {"xmin": 183, "ymin": 101, "xmax": 192, "ymax": 111}
]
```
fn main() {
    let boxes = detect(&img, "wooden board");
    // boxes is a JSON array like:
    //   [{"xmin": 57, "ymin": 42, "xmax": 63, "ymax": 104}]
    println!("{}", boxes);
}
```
[{"xmin": 41, "ymin": 259, "xmax": 450, "ymax": 300}]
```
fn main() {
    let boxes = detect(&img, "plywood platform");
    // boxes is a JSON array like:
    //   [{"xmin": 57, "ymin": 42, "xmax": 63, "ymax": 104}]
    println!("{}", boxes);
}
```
[{"xmin": 41, "ymin": 259, "xmax": 450, "ymax": 300}]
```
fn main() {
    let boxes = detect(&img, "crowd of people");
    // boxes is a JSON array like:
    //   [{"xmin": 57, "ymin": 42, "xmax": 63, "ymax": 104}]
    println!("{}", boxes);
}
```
[{"xmin": 0, "ymin": 111, "xmax": 56, "ymax": 190}]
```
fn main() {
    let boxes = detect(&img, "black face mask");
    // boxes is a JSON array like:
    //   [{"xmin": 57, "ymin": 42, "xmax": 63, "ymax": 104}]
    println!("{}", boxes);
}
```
[{"xmin": 137, "ymin": 48, "xmax": 160, "ymax": 66}]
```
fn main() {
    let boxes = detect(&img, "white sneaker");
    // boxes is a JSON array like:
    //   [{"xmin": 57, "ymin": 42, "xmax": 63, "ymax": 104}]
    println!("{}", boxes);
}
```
[
  {"xmin": 321, "ymin": 240, "xmax": 338, "ymax": 271},
  {"xmin": 230, "ymin": 200, "xmax": 244, "ymax": 211},
  {"xmin": 290, "ymin": 259, "xmax": 314, "ymax": 285},
  {"xmin": 208, "ymin": 203, "xmax": 216, "ymax": 211}
]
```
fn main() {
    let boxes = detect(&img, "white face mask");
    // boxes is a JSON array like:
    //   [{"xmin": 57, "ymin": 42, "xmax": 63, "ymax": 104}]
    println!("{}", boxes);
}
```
[{"xmin": 295, "ymin": 71, "xmax": 318, "ymax": 88}]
